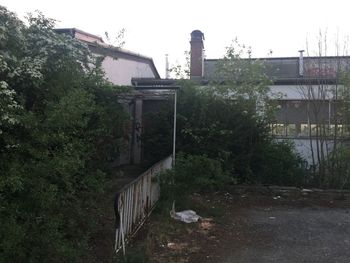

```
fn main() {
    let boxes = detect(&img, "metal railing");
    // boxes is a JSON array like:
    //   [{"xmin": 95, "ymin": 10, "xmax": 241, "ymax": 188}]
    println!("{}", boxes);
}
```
[{"xmin": 114, "ymin": 155, "xmax": 172, "ymax": 254}]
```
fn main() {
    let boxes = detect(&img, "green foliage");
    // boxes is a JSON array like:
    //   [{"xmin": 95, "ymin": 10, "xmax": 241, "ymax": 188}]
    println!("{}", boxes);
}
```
[
  {"xmin": 213, "ymin": 39, "xmax": 278, "ymax": 120},
  {"xmin": 0, "ymin": 6, "xmax": 129, "ymax": 262},
  {"xmin": 258, "ymin": 140, "xmax": 305, "ymax": 186},
  {"xmin": 143, "ymin": 81, "xmax": 305, "ymax": 186},
  {"xmin": 169, "ymin": 51, "xmax": 190, "ymax": 79},
  {"xmin": 158, "ymin": 154, "xmax": 232, "ymax": 204},
  {"xmin": 144, "ymin": 41, "xmax": 287, "ymax": 182},
  {"xmin": 183, "ymin": 84, "xmax": 304, "ymax": 185},
  {"xmin": 323, "ymin": 146, "xmax": 350, "ymax": 189},
  {"xmin": 176, "ymin": 82, "xmax": 271, "ymax": 181}
]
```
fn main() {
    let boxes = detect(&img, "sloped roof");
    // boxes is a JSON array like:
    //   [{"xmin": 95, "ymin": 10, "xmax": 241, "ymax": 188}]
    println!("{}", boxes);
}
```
[{"xmin": 54, "ymin": 28, "xmax": 160, "ymax": 79}]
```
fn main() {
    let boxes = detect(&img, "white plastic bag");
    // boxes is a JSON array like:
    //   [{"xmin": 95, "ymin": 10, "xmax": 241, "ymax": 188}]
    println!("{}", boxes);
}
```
[{"xmin": 170, "ymin": 202, "xmax": 201, "ymax": 223}]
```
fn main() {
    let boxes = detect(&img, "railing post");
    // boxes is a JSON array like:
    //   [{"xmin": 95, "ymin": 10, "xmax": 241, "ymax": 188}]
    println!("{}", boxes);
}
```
[
  {"xmin": 114, "ymin": 156, "xmax": 173, "ymax": 254},
  {"xmin": 172, "ymin": 90, "xmax": 177, "ymax": 166}
]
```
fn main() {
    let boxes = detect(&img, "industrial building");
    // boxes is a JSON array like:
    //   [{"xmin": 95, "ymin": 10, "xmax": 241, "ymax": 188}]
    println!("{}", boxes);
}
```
[{"xmin": 189, "ymin": 30, "xmax": 350, "ymax": 164}]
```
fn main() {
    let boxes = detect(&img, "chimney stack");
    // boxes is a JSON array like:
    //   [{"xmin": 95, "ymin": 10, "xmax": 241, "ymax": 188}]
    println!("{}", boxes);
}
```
[
  {"xmin": 165, "ymin": 54, "xmax": 170, "ymax": 79},
  {"xmin": 298, "ymin": 50, "xmax": 304, "ymax": 76},
  {"xmin": 190, "ymin": 30, "xmax": 205, "ymax": 79}
]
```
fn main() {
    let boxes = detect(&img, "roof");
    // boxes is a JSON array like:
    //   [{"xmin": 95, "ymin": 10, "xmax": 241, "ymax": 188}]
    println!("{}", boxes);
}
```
[
  {"xmin": 132, "ymin": 78, "xmax": 180, "ymax": 90},
  {"xmin": 54, "ymin": 28, "xmax": 160, "ymax": 79},
  {"xmin": 204, "ymin": 56, "xmax": 350, "ymax": 84},
  {"xmin": 55, "ymin": 28, "xmax": 104, "ymax": 43}
]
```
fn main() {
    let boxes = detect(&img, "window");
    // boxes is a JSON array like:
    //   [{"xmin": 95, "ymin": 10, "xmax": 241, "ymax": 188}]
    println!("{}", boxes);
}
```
[
  {"xmin": 286, "ymin": 124, "xmax": 297, "ymax": 137},
  {"xmin": 271, "ymin": 123, "xmax": 286, "ymax": 136},
  {"xmin": 300, "ymin": 124, "xmax": 309, "ymax": 136}
]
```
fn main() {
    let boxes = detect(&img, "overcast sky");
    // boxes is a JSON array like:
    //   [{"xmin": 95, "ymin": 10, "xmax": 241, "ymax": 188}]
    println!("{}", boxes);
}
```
[{"xmin": 2, "ymin": 0, "xmax": 350, "ymax": 77}]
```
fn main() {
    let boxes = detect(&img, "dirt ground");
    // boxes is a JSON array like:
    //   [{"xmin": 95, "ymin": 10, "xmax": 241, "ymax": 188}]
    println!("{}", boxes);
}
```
[
  {"xmin": 85, "ymin": 165, "xmax": 146, "ymax": 263},
  {"xmin": 137, "ymin": 187, "xmax": 350, "ymax": 263}
]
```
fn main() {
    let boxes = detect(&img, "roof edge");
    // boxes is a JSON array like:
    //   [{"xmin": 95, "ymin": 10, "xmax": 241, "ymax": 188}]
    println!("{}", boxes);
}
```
[
  {"xmin": 87, "ymin": 42, "xmax": 160, "ymax": 79},
  {"xmin": 55, "ymin": 28, "xmax": 160, "ymax": 79},
  {"xmin": 55, "ymin": 28, "xmax": 104, "ymax": 43},
  {"xmin": 205, "ymin": 55, "xmax": 350, "ymax": 62}
]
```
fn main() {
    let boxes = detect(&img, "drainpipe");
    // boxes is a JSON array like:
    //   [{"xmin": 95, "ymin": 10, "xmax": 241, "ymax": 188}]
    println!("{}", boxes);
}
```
[{"xmin": 299, "ymin": 50, "xmax": 305, "ymax": 77}]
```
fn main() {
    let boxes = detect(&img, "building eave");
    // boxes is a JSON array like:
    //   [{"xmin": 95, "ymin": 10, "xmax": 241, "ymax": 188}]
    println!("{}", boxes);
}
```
[
  {"xmin": 205, "ymin": 55, "xmax": 350, "ymax": 62},
  {"xmin": 88, "ymin": 42, "xmax": 160, "ymax": 79},
  {"xmin": 54, "ymin": 28, "xmax": 160, "ymax": 79}
]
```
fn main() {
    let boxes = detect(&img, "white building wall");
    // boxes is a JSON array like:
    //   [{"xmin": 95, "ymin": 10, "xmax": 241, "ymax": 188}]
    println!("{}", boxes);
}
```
[
  {"xmin": 269, "ymin": 85, "xmax": 340, "ymax": 100},
  {"xmin": 277, "ymin": 138, "xmax": 334, "ymax": 166},
  {"xmin": 102, "ymin": 56, "xmax": 155, "ymax": 85},
  {"xmin": 271, "ymin": 84, "xmax": 342, "ymax": 166}
]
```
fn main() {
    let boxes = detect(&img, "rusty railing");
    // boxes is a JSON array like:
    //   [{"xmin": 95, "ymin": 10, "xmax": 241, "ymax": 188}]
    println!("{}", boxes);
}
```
[{"xmin": 114, "ymin": 155, "xmax": 172, "ymax": 254}]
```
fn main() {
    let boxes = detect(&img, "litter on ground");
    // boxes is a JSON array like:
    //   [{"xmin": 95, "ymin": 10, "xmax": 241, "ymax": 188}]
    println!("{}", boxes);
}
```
[{"xmin": 170, "ymin": 201, "xmax": 201, "ymax": 223}]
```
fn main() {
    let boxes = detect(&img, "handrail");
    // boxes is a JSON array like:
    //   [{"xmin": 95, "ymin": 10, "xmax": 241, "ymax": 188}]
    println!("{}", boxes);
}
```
[{"xmin": 114, "ymin": 155, "xmax": 172, "ymax": 254}]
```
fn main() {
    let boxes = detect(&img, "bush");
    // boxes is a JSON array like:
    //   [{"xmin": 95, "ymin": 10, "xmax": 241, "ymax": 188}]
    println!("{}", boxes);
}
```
[
  {"xmin": 158, "ymin": 154, "xmax": 232, "ymax": 203},
  {"xmin": 258, "ymin": 140, "xmax": 305, "ymax": 186},
  {"xmin": 143, "ymin": 81, "xmax": 307, "ymax": 186},
  {"xmin": 324, "ymin": 146, "xmax": 350, "ymax": 189},
  {"xmin": 0, "ymin": 7, "xmax": 128, "ymax": 261}
]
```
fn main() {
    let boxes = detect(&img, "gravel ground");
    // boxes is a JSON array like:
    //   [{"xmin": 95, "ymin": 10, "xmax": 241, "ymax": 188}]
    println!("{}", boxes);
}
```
[
  {"xmin": 145, "ymin": 189, "xmax": 350, "ymax": 263},
  {"xmin": 220, "ymin": 206, "xmax": 350, "ymax": 263}
]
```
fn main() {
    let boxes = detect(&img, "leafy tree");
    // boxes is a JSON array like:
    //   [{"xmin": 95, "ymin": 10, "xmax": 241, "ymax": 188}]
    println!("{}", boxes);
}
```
[
  {"xmin": 168, "ymin": 51, "xmax": 191, "ymax": 79},
  {"xmin": 0, "ymin": 6, "xmax": 128, "ymax": 261},
  {"xmin": 212, "ymin": 39, "xmax": 278, "ymax": 120},
  {"xmin": 298, "ymin": 33, "xmax": 350, "ymax": 189},
  {"xmin": 143, "ymin": 41, "xmax": 304, "ymax": 185}
]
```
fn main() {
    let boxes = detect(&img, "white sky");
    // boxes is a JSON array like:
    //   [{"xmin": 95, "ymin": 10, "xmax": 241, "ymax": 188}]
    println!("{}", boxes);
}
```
[{"xmin": 2, "ymin": 0, "xmax": 350, "ymax": 78}]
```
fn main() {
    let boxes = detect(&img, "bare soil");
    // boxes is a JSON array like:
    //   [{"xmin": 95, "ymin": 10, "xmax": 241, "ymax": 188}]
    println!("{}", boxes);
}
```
[
  {"xmin": 87, "ymin": 185, "xmax": 350, "ymax": 262},
  {"xmin": 140, "ymin": 187, "xmax": 350, "ymax": 263},
  {"xmin": 85, "ymin": 165, "xmax": 145, "ymax": 263}
]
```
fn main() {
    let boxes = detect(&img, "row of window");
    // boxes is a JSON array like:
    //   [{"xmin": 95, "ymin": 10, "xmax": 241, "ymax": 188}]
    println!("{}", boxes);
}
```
[{"xmin": 270, "ymin": 123, "xmax": 350, "ymax": 137}]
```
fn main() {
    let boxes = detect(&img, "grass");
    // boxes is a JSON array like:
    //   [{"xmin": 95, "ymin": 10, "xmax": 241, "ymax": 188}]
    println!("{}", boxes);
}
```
[{"xmin": 114, "ymin": 244, "xmax": 150, "ymax": 263}]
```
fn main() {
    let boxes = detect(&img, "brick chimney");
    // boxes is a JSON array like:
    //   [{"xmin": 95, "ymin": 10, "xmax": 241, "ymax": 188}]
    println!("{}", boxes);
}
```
[{"xmin": 190, "ymin": 30, "xmax": 205, "ymax": 79}]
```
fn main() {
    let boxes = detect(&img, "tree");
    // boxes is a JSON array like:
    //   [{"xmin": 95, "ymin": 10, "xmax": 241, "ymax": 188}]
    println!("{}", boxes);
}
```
[
  {"xmin": 143, "ymin": 40, "xmax": 304, "ymax": 185},
  {"xmin": 0, "ymin": 6, "xmax": 128, "ymax": 261},
  {"xmin": 104, "ymin": 28, "xmax": 126, "ymax": 48},
  {"xmin": 299, "ymin": 31, "xmax": 350, "ymax": 188},
  {"xmin": 212, "ymin": 39, "xmax": 278, "ymax": 121},
  {"xmin": 169, "ymin": 51, "xmax": 191, "ymax": 79}
]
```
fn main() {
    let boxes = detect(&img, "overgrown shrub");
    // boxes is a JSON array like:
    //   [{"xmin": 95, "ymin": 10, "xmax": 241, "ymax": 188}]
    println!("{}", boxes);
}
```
[
  {"xmin": 258, "ymin": 140, "xmax": 305, "ymax": 186},
  {"xmin": 176, "ymin": 82, "xmax": 271, "ymax": 182},
  {"xmin": 323, "ymin": 146, "xmax": 350, "ymax": 189},
  {"xmin": 0, "ymin": 6, "xmax": 128, "ymax": 262},
  {"xmin": 143, "ymin": 82, "xmax": 306, "ymax": 186},
  {"xmin": 158, "ymin": 153, "xmax": 232, "ymax": 205}
]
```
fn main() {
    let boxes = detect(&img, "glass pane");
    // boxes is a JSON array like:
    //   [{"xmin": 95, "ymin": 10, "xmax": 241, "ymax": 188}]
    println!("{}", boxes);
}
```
[{"xmin": 286, "ymin": 124, "xmax": 296, "ymax": 137}]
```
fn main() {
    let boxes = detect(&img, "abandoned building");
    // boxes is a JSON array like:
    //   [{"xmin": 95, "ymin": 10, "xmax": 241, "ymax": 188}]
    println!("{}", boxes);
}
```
[
  {"xmin": 54, "ymin": 28, "xmax": 350, "ymax": 166},
  {"xmin": 54, "ymin": 28, "xmax": 160, "ymax": 85},
  {"xmin": 189, "ymin": 29, "xmax": 350, "ymax": 164},
  {"xmin": 55, "ymin": 28, "xmax": 175, "ymax": 166}
]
